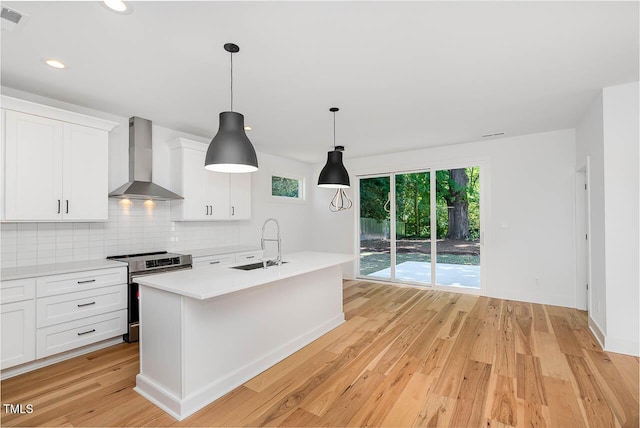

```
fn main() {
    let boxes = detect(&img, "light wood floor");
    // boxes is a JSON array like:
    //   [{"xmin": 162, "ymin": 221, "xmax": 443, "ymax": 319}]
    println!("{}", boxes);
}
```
[{"xmin": 1, "ymin": 280, "xmax": 638, "ymax": 427}]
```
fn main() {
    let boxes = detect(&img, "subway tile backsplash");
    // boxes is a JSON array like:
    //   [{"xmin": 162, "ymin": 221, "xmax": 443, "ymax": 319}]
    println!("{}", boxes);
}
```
[{"xmin": 1, "ymin": 199, "xmax": 240, "ymax": 268}]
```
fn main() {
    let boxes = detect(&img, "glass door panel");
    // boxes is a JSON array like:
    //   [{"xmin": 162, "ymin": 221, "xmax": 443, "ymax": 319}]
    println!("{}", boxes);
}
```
[
  {"xmin": 395, "ymin": 171, "xmax": 431, "ymax": 284},
  {"xmin": 435, "ymin": 167, "xmax": 481, "ymax": 288},
  {"xmin": 359, "ymin": 176, "xmax": 391, "ymax": 279}
]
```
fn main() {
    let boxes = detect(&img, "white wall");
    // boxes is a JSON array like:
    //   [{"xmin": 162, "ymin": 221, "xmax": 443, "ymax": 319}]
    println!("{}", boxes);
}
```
[
  {"xmin": 312, "ymin": 129, "xmax": 578, "ymax": 308},
  {"xmin": 1, "ymin": 88, "xmax": 313, "ymax": 268},
  {"xmin": 602, "ymin": 82, "xmax": 639, "ymax": 355},
  {"xmin": 575, "ymin": 92, "xmax": 607, "ymax": 332},
  {"xmin": 575, "ymin": 81, "xmax": 639, "ymax": 356}
]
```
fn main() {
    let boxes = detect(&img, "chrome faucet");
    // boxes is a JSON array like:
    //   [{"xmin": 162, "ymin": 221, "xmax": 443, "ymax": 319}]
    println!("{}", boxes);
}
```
[{"xmin": 261, "ymin": 218, "xmax": 282, "ymax": 266}]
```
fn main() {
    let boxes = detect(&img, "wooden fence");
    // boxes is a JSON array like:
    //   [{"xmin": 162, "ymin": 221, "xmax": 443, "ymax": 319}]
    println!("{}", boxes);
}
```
[{"xmin": 360, "ymin": 218, "xmax": 406, "ymax": 240}]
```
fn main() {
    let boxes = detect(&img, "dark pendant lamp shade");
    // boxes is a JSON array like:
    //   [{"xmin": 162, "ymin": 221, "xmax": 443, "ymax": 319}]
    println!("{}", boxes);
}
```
[
  {"xmin": 318, "ymin": 148, "xmax": 350, "ymax": 188},
  {"xmin": 318, "ymin": 107, "xmax": 350, "ymax": 188},
  {"xmin": 204, "ymin": 43, "xmax": 258, "ymax": 173},
  {"xmin": 204, "ymin": 111, "xmax": 258, "ymax": 173}
]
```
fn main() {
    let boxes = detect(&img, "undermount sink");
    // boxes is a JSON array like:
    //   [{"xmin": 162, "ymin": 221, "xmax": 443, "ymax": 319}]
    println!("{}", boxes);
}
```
[{"xmin": 231, "ymin": 261, "xmax": 288, "ymax": 271}]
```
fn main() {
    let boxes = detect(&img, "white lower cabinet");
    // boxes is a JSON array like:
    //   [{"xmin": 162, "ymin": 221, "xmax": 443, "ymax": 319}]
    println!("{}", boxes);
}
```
[
  {"xmin": 193, "ymin": 255, "xmax": 235, "ymax": 269},
  {"xmin": 36, "ymin": 267, "xmax": 126, "ymax": 298},
  {"xmin": 36, "ymin": 310, "xmax": 127, "ymax": 359},
  {"xmin": 0, "ymin": 265, "xmax": 127, "ymax": 372},
  {"xmin": 36, "ymin": 284, "xmax": 127, "ymax": 328},
  {"xmin": 235, "ymin": 251, "xmax": 263, "ymax": 263},
  {"xmin": 1, "ymin": 300, "xmax": 36, "ymax": 370},
  {"xmin": 192, "ymin": 250, "xmax": 263, "ymax": 269}
]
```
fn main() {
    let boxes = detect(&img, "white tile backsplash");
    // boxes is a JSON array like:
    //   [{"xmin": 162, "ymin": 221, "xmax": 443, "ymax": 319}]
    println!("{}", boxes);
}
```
[{"xmin": 1, "ymin": 199, "xmax": 241, "ymax": 268}]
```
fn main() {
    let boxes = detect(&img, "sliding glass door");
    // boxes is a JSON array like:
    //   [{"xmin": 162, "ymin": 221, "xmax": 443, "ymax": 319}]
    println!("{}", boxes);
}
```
[
  {"xmin": 434, "ymin": 167, "xmax": 481, "ymax": 288},
  {"xmin": 358, "ymin": 176, "xmax": 391, "ymax": 279},
  {"xmin": 358, "ymin": 166, "xmax": 481, "ymax": 290},
  {"xmin": 394, "ymin": 171, "xmax": 431, "ymax": 283}
]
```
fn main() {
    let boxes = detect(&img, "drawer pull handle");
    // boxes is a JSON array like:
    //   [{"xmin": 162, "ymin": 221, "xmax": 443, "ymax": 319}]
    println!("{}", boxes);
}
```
[
  {"xmin": 77, "ymin": 301, "xmax": 96, "ymax": 308},
  {"xmin": 246, "ymin": 255, "xmax": 255, "ymax": 259},
  {"xmin": 210, "ymin": 261, "xmax": 221, "ymax": 264},
  {"xmin": 77, "ymin": 329, "xmax": 96, "ymax": 336},
  {"xmin": 77, "ymin": 279, "xmax": 96, "ymax": 284}
]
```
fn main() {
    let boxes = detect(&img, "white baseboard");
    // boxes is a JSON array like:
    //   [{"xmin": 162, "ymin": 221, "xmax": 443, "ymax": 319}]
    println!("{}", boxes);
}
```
[
  {"xmin": 0, "ymin": 337, "xmax": 123, "ymax": 380},
  {"xmin": 588, "ymin": 316, "xmax": 639, "ymax": 357},
  {"xmin": 135, "ymin": 314, "xmax": 345, "ymax": 421},
  {"xmin": 604, "ymin": 335, "xmax": 640, "ymax": 357},
  {"xmin": 588, "ymin": 316, "xmax": 606, "ymax": 349}
]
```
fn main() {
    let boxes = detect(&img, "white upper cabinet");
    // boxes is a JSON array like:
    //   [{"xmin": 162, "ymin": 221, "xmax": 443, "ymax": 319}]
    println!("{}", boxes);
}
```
[
  {"xmin": 229, "ymin": 173, "xmax": 251, "ymax": 220},
  {"xmin": 62, "ymin": 123, "xmax": 109, "ymax": 221},
  {"xmin": 4, "ymin": 111, "xmax": 64, "ymax": 221},
  {"xmin": 169, "ymin": 138, "xmax": 252, "ymax": 221},
  {"xmin": 2, "ymin": 96, "xmax": 117, "ymax": 222}
]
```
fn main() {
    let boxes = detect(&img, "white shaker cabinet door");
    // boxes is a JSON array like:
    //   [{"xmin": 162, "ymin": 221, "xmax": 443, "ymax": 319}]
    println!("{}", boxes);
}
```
[
  {"xmin": 206, "ymin": 168, "xmax": 230, "ymax": 220},
  {"xmin": 4, "ymin": 110, "xmax": 64, "ymax": 221},
  {"xmin": 1, "ymin": 300, "xmax": 36, "ymax": 369},
  {"xmin": 229, "ymin": 173, "xmax": 251, "ymax": 220},
  {"xmin": 180, "ymin": 148, "xmax": 210, "ymax": 220},
  {"xmin": 171, "ymin": 142, "xmax": 230, "ymax": 221},
  {"xmin": 62, "ymin": 123, "xmax": 109, "ymax": 221}
]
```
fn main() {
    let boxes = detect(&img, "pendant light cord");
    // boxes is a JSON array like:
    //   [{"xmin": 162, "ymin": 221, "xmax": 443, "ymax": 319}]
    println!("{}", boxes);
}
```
[
  {"xmin": 333, "ymin": 110, "xmax": 336, "ymax": 149},
  {"xmin": 230, "ymin": 51, "xmax": 234, "ymax": 112}
]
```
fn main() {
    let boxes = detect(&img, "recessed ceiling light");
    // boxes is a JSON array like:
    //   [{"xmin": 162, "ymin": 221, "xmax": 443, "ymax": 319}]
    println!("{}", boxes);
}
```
[
  {"xmin": 45, "ymin": 59, "xmax": 65, "ymax": 69},
  {"xmin": 244, "ymin": 126, "xmax": 252, "ymax": 131},
  {"xmin": 104, "ymin": 0, "xmax": 127, "ymax": 12}
]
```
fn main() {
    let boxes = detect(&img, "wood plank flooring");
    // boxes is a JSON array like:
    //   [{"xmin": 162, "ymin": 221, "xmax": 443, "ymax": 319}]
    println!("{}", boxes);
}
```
[{"xmin": 1, "ymin": 280, "xmax": 638, "ymax": 427}]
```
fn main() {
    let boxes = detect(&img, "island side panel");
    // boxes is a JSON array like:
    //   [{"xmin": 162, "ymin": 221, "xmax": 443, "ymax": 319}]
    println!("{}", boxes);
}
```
[
  {"xmin": 135, "ymin": 285, "xmax": 184, "ymax": 418},
  {"xmin": 180, "ymin": 265, "xmax": 344, "ymax": 416}
]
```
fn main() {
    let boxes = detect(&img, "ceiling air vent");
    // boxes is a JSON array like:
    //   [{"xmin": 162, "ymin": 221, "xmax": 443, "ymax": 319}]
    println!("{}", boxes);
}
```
[
  {"xmin": 481, "ymin": 132, "xmax": 505, "ymax": 138},
  {"xmin": 1, "ymin": 7, "xmax": 27, "ymax": 32}
]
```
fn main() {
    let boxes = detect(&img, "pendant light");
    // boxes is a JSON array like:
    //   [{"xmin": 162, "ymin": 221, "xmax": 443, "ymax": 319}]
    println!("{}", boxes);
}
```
[
  {"xmin": 318, "ymin": 107, "xmax": 352, "ymax": 212},
  {"xmin": 318, "ymin": 107, "xmax": 350, "ymax": 188},
  {"xmin": 205, "ymin": 43, "xmax": 258, "ymax": 173}
]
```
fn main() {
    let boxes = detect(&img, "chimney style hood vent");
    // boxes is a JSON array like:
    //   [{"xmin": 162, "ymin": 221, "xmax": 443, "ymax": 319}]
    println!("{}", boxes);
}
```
[{"xmin": 109, "ymin": 117, "xmax": 183, "ymax": 200}]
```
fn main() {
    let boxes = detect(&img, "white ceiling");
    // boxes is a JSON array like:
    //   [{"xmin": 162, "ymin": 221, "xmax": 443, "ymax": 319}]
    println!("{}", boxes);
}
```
[{"xmin": 1, "ymin": 1, "xmax": 638, "ymax": 163}]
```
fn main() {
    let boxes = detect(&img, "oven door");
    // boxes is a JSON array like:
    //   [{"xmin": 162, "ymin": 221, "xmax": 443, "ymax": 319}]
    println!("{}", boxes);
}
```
[{"xmin": 125, "ymin": 281, "xmax": 140, "ymax": 343}]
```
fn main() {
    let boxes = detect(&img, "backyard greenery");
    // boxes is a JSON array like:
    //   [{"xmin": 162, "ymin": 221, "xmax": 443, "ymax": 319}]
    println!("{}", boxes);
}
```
[{"xmin": 359, "ymin": 168, "xmax": 480, "ymax": 241}]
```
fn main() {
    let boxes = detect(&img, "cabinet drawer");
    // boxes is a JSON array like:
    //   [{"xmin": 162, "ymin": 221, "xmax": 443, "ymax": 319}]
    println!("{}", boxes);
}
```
[
  {"xmin": 36, "ymin": 267, "xmax": 126, "ymax": 297},
  {"xmin": 36, "ymin": 284, "xmax": 127, "ymax": 328},
  {"xmin": 1, "ymin": 278, "xmax": 36, "ymax": 304},
  {"xmin": 193, "ymin": 255, "xmax": 235, "ymax": 269},
  {"xmin": 1, "ymin": 300, "xmax": 36, "ymax": 369},
  {"xmin": 36, "ymin": 309, "xmax": 127, "ymax": 359},
  {"xmin": 235, "ymin": 251, "xmax": 263, "ymax": 262}
]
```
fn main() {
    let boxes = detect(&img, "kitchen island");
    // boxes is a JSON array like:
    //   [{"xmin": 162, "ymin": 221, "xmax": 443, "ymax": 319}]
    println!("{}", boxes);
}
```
[{"xmin": 134, "ymin": 251, "xmax": 353, "ymax": 420}]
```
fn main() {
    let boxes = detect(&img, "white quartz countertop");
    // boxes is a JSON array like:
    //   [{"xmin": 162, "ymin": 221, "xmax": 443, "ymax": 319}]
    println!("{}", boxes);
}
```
[
  {"xmin": 182, "ymin": 246, "xmax": 262, "ymax": 259},
  {"xmin": 136, "ymin": 251, "xmax": 354, "ymax": 300},
  {"xmin": 1, "ymin": 259, "xmax": 127, "ymax": 281}
]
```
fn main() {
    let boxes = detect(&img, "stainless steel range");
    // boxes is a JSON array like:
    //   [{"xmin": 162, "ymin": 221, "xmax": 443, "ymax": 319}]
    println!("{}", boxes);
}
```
[{"xmin": 107, "ymin": 251, "xmax": 192, "ymax": 342}]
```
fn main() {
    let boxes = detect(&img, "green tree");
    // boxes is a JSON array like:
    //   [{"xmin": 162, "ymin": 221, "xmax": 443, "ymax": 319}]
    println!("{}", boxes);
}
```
[{"xmin": 359, "ymin": 177, "xmax": 389, "ymax": 221}]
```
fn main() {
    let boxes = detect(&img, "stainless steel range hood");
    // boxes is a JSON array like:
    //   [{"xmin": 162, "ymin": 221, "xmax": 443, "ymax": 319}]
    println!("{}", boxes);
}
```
[{"xmin": 109, "ymin": 117, "xmax": 183, "ymax": 200}]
